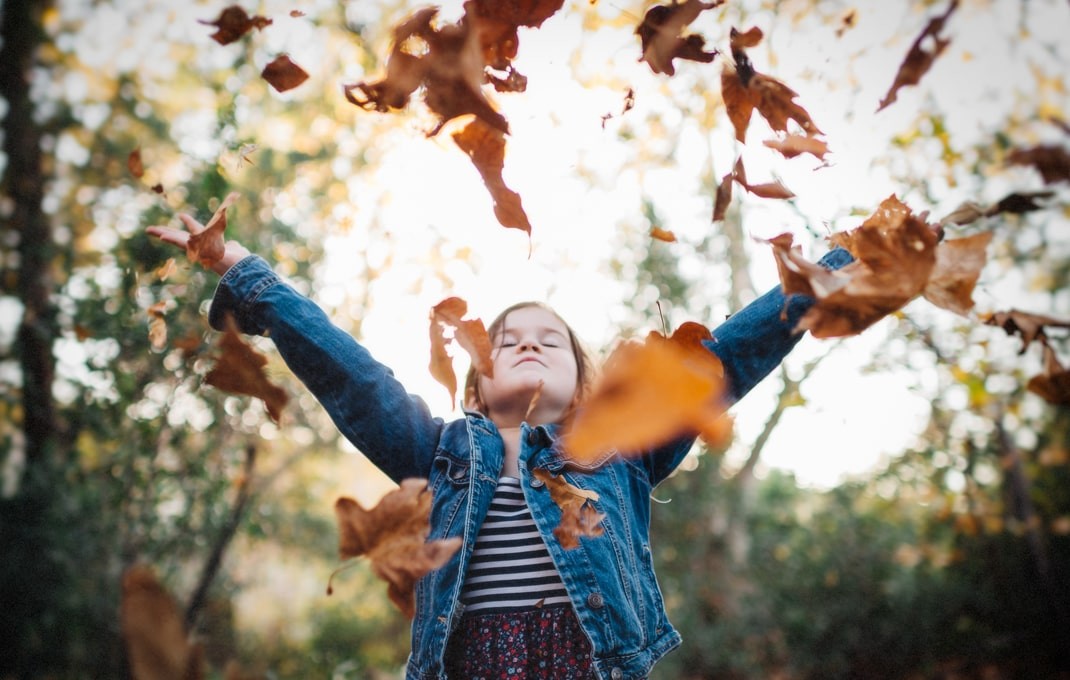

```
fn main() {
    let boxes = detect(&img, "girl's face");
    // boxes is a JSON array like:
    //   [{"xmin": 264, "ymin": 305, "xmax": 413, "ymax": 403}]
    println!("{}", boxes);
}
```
[{"xmin": 478, "ymin": 306, "xmax": 580, "ymax": 427}]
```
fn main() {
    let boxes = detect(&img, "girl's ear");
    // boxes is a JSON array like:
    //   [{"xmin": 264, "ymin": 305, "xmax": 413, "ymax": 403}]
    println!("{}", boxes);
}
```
[{"xmin": 464, "ymin": 384, "xmax": 484, "ymax": 413}]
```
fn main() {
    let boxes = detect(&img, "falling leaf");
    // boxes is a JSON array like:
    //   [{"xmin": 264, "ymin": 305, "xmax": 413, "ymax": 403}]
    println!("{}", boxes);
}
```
[
  {"xmin": 261, "ymin": 54, "xmax": 309, "ymax": 92},
  {"xmin": 1027, "ymin": 344, "xmax": 1070, "ymax": 406},
  {"xmin": 733, "ymin": 157, "xmax": 795, "ymax": 199},
  {"xmin": 333, "ymin": 478, "xmax": 462, "ymax": 618},
  {"xmin": 151, "ymin": 183, "xmax": 166, "ymax": 195},
  {"xmin": 712, "ymin": 168, "xmax": 734, "ymax": 222},
  {"xmin": 721, "ymin": 28, "xmax": 822, "ymax": 142},
  {"xmin": 186, "ymin": 192, "xmax": 239, "ymax": 268},
  {"xmin": 525, "ymin": 380, "xmax": 544, "ymax": 421},
  {"xmin": 941, "ymin": 191, "xmax": 1055, "ymax": 227},
  {"xmin": 204, "ymin": 315, "xmax": 289, "ymax": 423},
  {"xmin": 128, "ymin": 147, "xmax": 145, "ymax": 178},
  {"xmin": 289, "ymin": 10, "xmax": 305, "ymax": 18},
  {"xmin": 650, "ymin": 227, "xmax": 677, "ymax": 242},
  {"xmin": 344, "ymin": 8, "xmax": 509, "ymax": 136},
  {"xmin": 769, "ymin": 195, "xmax": 940, "ymax": 338},
  {"xmin": 835, "ymin": 8, "xmax": 858, "ymax": 37},
  {"xmin": 922, "ymin": 231, "xmax": 992, "ymax": 316},
  {"xmin": 465, "ymin": 0, "xmax": 565, "ymax": 73},
  {"xmin": 147, "ymin": 301, "xmax": 170, "ymax": 351},
  {"xmin": 1007, "ymin": 145, "xmax": 1070, "ymax": 184},
  {"xmin": 429, "ymin": 296, "xmax": 494, "ymax": 406},
  {"xmin": 121, "ymin": 564, "xmax": 205, "ymax": 680},
  {"xmin": 235, "ymin": 143, "xmax": 258, "ymax": 169},
  {"xmin": 532, "ymin": 469, "xmax": 605, "ymax": 549},
  {"xmin": 636, "ymin": 0, "xmax": 722, "ymax": 76},
  {"xmin": 451, "ymin": 118, "xmax": 532, "ymax": 235},
  {"xmin": 763, "ymin": 134, "xmax": 829, "ymax": 161},
  {"xmin": 200, "ymin": 5, "xmax": 272, "ymax": 45},
  {"xmin": 154, "ymin": 258, "xmax": 177, "ymax": 282},
  {"xmin": 562, "ymin": 322, "xmax": 726, "ymax": 463},
  {"xmin": 877, "ymin": 0, "xmax": 958, "ymax": 112},
  {"xmin": 983, "ymin": 309, "xmax": 1070, "ymax": 353}
]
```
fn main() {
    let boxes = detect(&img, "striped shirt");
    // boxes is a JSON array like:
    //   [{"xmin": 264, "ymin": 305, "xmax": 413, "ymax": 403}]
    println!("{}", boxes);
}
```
[{"xmin": 459, "ymin": 477, "xmax": 571, "ymax": 614}]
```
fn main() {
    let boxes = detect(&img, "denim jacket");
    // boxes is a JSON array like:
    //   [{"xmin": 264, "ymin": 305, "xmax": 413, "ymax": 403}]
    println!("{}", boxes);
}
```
[{"xmin": 209, "ymin": 248, "xmax": 852, "ymax": 680}]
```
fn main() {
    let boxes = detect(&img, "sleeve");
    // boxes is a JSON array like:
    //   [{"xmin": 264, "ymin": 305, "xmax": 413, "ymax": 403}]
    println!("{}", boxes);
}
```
[{"xmin": 208, "ymin": 255, "xmax": 444, "ymax": 483}]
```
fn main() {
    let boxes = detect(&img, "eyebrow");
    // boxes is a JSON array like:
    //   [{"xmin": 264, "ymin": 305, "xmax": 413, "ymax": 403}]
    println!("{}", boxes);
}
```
[{"xmin": 497, "ymin": 326, "xmax": 568, "ymax": 338}]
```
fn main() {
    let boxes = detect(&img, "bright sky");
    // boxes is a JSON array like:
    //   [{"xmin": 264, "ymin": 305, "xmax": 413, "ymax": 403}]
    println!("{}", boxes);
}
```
[{"xmin": 310, "ymin": 0, "xmax": 1068, "ymax": 488}]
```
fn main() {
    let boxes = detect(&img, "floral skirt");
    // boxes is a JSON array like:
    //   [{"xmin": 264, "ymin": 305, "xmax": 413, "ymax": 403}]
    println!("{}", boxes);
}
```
[{"xmin": 444, "ymin": 604, "xmax": 595, "ymax": 679}]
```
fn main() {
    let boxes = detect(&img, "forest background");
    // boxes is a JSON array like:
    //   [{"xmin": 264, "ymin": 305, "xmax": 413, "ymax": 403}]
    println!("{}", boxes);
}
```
[{"xmin": 2, "ymin": 0, "xmax": 1069, "ymax": 678}]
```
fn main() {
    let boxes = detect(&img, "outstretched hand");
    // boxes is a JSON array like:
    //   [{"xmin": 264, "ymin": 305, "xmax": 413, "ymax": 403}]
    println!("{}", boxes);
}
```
[{"xmin": 147, "ymin": 213, "xmax": 250, "ymax": 276}]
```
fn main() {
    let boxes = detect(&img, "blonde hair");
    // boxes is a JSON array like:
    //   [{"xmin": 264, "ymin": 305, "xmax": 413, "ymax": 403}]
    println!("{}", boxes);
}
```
[{"xmin": 463, "ymin": 301, "xmax": 594, "ymax": 422}]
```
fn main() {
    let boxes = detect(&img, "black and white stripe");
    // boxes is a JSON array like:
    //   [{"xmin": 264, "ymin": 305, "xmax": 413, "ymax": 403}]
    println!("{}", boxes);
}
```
[{"xmin": 459, "ymin": 477, "xmax": 571, "ymax": 614}]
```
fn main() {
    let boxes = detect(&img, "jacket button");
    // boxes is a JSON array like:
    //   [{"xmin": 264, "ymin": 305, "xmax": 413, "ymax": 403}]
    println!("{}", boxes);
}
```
[
  {"xmin": 530, "ymin": 476, "xmax": 545, "ymax": 488},
  {"xmin": 527, "ymin": 429, "xmax": 541, "ymax": 446},
  {"xmin": 587, "ymin": 592, "xmax": 604, "ymax": 609},
  {"xmin": 610, "ymin": 668, "xmax": 623, "ymax": 680}
]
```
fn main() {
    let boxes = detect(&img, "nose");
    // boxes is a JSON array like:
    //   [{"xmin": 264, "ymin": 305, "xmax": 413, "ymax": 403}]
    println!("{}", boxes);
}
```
[{"xmin": 518, "ymin": 338, "xmax": 541, "ymax": 352}]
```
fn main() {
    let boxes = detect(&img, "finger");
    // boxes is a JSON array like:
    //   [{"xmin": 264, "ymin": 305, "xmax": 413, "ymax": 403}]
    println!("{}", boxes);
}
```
[
  {"xmin": 146, "ymin": 226, "xmax": 191, "ymax": 249},
  {"xmin": 177, "ymin": 213, "xmax": 206, "ymax": 235}
]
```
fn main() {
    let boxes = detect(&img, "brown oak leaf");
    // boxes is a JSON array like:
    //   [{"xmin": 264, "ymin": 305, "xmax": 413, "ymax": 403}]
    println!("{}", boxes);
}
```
[
  {"xmin": 121, "ymin": 565, "xmax": 205, "ymax": 680},
  {"xmin": 763, "ymin": 134, "xmax": 829, "ymax": 161},
  {"xmin": 732, "ymin": 157, "xmax": 795, "ymax": 199},
  {"xmin": 636, "ymin": 0, "xmax": 722, "ymax": 76},
  {"xmin": 200, "ymin": 6, "xmax": 272, "ymax": 45},
  {"xmin": 465, "ymin": 0, "xmax": 565, "ymax": 73},
  {"xmin": 204, "ymin": 315, "xmax": 289, "ymax": 423},
  {"xmin": 877, "ymin": 0, "xmax": 958, "ymax": 112},
  {"xmin": 261, "ymin": 54, "xmax": 309, "ymax": 93},
  {"xmin": 562, "ymin": 322, "xmax": 726, "ymax": 463},
  {"xmin": 712, "ymin": 168, "xmax": 734, "ymax": 222},
  {"xmin": 1007, "ymin": 145, "xmax": 1070, "ymax": 184},
  {"xmin": 451, "ymin": 118, "xmax": 532, "ymax": 235},
  {"xmin": 333, "ymin": 479, "xmax": 463, "ymax": 618},
  {"xmin": 532, "ymin": 469, "xmax": 605, "ymax": 549},
  {"xmin": 429, "ymin": 296, "xmax": 494, "ymax": 406},
  {"xmin": 922, "ymin": 231, "xmax": 992, "ymax": 316},
  {"xmin": 147, "ymin": 301, "xmax": 170, "ymax": 351},
  {"xmin": 186, "ymin": 192, "xmax": 239, "ymax": 268},
  {"xmin": 128, "ymin": 147, "xmax": 145, "ymax": 178},
  {"xmin": 721, "ymin": 28, "xmax": 822, "ymax": 142}
]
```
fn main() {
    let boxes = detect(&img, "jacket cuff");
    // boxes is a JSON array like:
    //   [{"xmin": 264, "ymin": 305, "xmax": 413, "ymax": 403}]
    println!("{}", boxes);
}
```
[{"xmin": 207, "ymin": 254, "xmax": 281, "ymax": 334}]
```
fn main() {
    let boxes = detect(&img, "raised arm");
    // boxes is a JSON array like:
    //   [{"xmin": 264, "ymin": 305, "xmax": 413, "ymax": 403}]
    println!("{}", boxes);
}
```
[
  {"xmin": 703, "ymin": 247, "xmax": 854, "ymax": 404},
  {"xmin": 147, "ymin": 216, "xmax": 443, "ymax": 482}
]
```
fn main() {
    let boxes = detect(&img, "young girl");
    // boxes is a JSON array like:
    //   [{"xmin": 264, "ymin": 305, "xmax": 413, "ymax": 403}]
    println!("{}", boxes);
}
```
[{"xmin": 148, "ymin": 213, "xmax": 853, "ymax": 680}]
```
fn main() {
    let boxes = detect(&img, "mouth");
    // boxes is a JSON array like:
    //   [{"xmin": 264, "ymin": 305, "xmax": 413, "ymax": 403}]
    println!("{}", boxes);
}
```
[{"xmin": 514, "ymin": 357, "xmax": 545, "ymax": 367}]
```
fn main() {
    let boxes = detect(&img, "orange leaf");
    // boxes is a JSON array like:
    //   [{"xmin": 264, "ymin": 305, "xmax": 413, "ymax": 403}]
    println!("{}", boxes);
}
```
[
  {"xmin": 922, "ymin": 231, "xmax": 992, "ymax": 316},
  {"xmin": 465, "ymin": 0, "xmax": 565, "ymax": 72},
  {"xmin": 121, "ymin": 565, "xmax": 205, "ymax": 680},
  {"xmin": 186, "ymin": 192, "xmax": 239, "ymax": 268},
  {"xmin": 769, "ymin": 195, "xmax": 940, "ymax": 338},
  {"xmin": 147, "ymin": 301, "xmax": 170, "ymax": 351},
  {"xmin": 451, "ymin": 119, "xmax": 532, "ymax": 235},
  {"xmin": 732, "ymin": 157, "xmax": 794, "ymax": 199},
  {"xmin": 200, "ymin": 5, "xmax": 272, "ymax": 45},
  {"xmin": 562, "ymin": 322, "xmax": 726, "ymax": 462},
  {"xmin": 712, "ymin": 168, "xmax": 734, "ymax": 222},
  {"xmin": 636, "ymin": 0, "xmax": 722, "ymax": 76},
  {"xmin": 877, "ymin": 0, "xmax": 957, "ymax": 112},
  {"xmin": 333, "ymin": 479, "xmax": 462, "ymax": 618},
  {"xmin": 204, "ymin": 315, "xmax": 289, "ymax": 423},
  {"xmin": 763, "ymin": 134, "xmax": 829, "ymax": 161},
  {"xmin": 261, "ymin": 54, "xmax": 309, "ymax": 93},
  {"xmin": 429, "ymin": 296, "xmax": 494, "ymax": 406},
  {"xmin": 532, "ymin": 469, "xmax": 604, "ymax": 550},
  {"xmin": 650, "ymin": 226, "xmax": 677, "ymax": 242}
]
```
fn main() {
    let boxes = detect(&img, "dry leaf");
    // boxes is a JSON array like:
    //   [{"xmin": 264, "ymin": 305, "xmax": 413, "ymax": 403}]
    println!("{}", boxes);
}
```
[
  {"xmin": 1028, "ymin": 343, "xmax": 1070, "ymax": 406},
  {"xmin": 333, "ymin": 478, "xmax": 463, "ymax": 618},
  {"xmin": 763, "ymin": 134, "xmax": 829, "ymax": 161},
  {"xmin": 261, "ymin": 55, "xmax": 309, "ymax": 92},
  {"xmin": 200, "ymin": 5, "xmax": 272, "ymax": 45},
  {"xmin": 636, "ymin": 0, "xmax": 722, "ymax": 76},
  {"xmin": 204, "ymin": 315, "xmax": 289, "ymax": 422},
  {"xmin": 451, "ymin": 118, "xmax": 532, "ymax": 235},
  {"xmin": 921, "ymin": 231, "xmax": 991, "ymax": 316},
  {"xmin": 983, "ymin": 309, "xmax": 1070, "ymax": 353},
  {"xmin": 128, "ymin": 148, "xmax": 145, "ymax": 178},
  {"xmin": 532, "ymin": 469, "xmax": 605, "ymax": 549},
  {"xmin": 650, "ymin": 227, "xmax": 677, "ymax": 242},
  {"xmin": 121, "ymin": 565, "xmax": 205, "ymax": 680},
  {"xmin": 1007, "ymin": 145, "xmax": 1070, "ymax": 184},
  {"xmin": 155, "ymin": 258, "xmax": 177, "ymax": 282},
  {"xmin": 733, "ymin": 157, "xmax": 795, "ymax": 199},
  {"xmin": 465, "ymin": 0, "xmax": 564, "ymax": 72},
  {"xmin": 563, "ymin": 322, "xmax": 726, "ymax": 462},
  {"xmin": 147, "ymin": 301, "xmax": 170, "ymax": 351},
  {"xmin": 877, "ymin": 0, "xmax": 958, "ymax": 112},
  {"xmin": 721, "ymin": 27, "xmax": 822, "ymax": 142},
  {"xmin": 769, "ymin": 195, "xmax": 940, "ymax": 338},
  {"xmin": 429, "ymin": 296, "xmax": 494, "ymax": 406},
  {"xmin": 712, "ymin": 168, "xmax": 734, "ymax": 222},
  {"xmin": 186, "ymin": 192, "xmax": 239, "ymax": 268}
]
